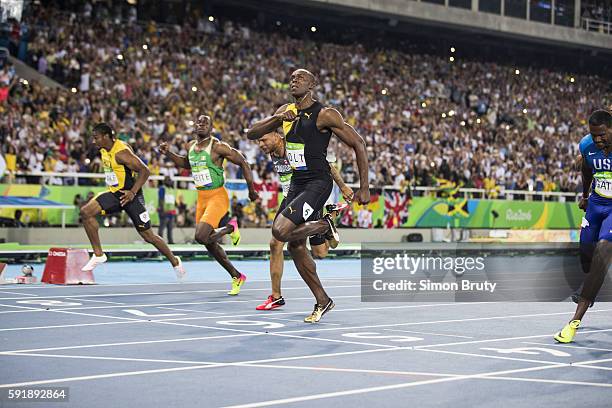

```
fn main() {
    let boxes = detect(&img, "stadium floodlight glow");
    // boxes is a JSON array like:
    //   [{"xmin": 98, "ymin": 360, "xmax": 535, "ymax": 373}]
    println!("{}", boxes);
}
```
[
  {"xmin": 421, "ymin": 102, "xmax": 427, "ymax": 108},
  {"xmin": 449, "ymin": 56, "xmax": 455, "ymax": 62},
  {"xmin": 142, "ymin": 44, "xmax": 148, "ymax": 50},
  {"xmin": 515, "ymin": 69, "xmax": 520, "ymax": 75},
  {"xmin": 441, "ymin": 113, "xmax": 447, "ymax": 118},
  {"xmin": 450, "ymin": 47, "xmax": 455, "ymax": 53},
  {"xmin": 192, "ymin": 86, "xmax": 198, "ymax": 92},
  {"xmin": 381, "ymin": 89, "xmax": 387, "ymax": 95},
  {"xmin": 570, "ymin": 77, "xmax": 575, "ymax": 83},
  {"xmin": 476, "ymin": 118, "xmax": 481, "ymax": 124},
  {"xmin": 71, "ymin": 88, "xmax": 77, "ymax": 93},
  {"xmin": 311, "ymin": 26, "xmax": 317, "ymax": 32},
  {"xmin": 208, "ymin": 16, "xmax": 214, "ymax": 22},
  {"xmin": 523, "ymin": 108, "xmax": 528, "ymax": 114}
]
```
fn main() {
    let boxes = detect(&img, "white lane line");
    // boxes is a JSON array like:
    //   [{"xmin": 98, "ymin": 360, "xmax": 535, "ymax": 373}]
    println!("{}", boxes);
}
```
[
  {"xmin": 0, "ymin": 277, "xmax": 361, "ymax": 291},
  {"xmin": 0, "ymin": 295, "xmax": 361, "ymax": 314},
  {"xmin": 0, "ymin": 332, "xmax": 261, "ymax": 354},
  {"xmin": 0, "ymin": 321, "xmax": 145, "ymax": 332},
  {"xmin": 256, "ymin": 316, "xmax": 341, "ymax": 326},
  {"xmin": 1, "ymin": 352, "xmax": 216, "ymax": 365},
  {"xmin": 571, "ymin": 356, "xmax": 612, "ymax": 366},
  {"xmin": 219, "ymin": 364, "xmax": 566, "ymax": 408},
  {"xmin": 0, "ymin": 295, "xmax": 442, "ymax": 315},
  {"xmin": 0, "ymin": 302, "xmax": 468, "ymax": 332},
  {"xmin": 415, "ymin": 348, "xmax": 563, "ymax": 365},
  {"xmin": 383, "ymin": 328, "xmax": 473, "ymax": 339},
  {"xmin": 0, "ymin": 284, "xmax": 361, "ymax": 300},
  {"xmin": 565, "ymin": 365, "xmax": 612, "ymax": 372},
  {"xmin": 522, "ymin": 341, "xmax": 612, "ymax": 353},
  {"xmin": 65, "ymin": 298, "xmax": 125, "ymax": 305},
  {"xmin": 483, "ymin": 376, "xmax": 612, "ymax": 388},
  {"xmin": 235, "ymin": 363, "xmax": 458, "ymax": 378},
  {"xmin": 270, "ymin": 309, "xmax": 612, "ymax": 336},
  {"xmin": 0, "ymin": 364, "xmax": 219, "ymax": 389},
  {"xmin": 412, "ymin": 327, "xmax": 612, "ymax": 350},
  {"xmin": 0, "ymin": 349, "xmax": 566, "ymax": 393},
  {"xmin": 152, "ymin": 321, "xmax": 400, "ymax": 349},
  {"xmin": 0, "ymin": 291, "xmax": 39, "ymax": 297},
  {"xmin": 156, "ymin": 307, "xmax": 225, "ymax": 314},
  {"xmin": 3, "ymin": 306, "xmax": 611, "ymax": 352}
]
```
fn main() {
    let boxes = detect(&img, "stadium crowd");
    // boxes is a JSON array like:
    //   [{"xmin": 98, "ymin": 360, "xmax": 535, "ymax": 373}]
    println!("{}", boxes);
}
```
[
  {"xmin": 582, "ymin": 0, "xmax": 612, "ymax": 23},
  {"xmin": 0, "ymin": 2, "xmax": 611, "ymax": 217}
]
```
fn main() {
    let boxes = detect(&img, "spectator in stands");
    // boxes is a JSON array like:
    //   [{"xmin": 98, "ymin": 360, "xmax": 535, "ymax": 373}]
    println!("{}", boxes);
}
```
[
  {"xmin": 0, "ymin": 1, "xmax": 607, "ymax": 227},
  {"xmin": 13, "ymin": 209, "xmax": 26, "ymax": 227}
]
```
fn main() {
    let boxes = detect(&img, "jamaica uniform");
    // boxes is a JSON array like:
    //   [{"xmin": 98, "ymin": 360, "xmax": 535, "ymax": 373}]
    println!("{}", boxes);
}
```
[
  {"xmin": 95, "ymin": 139, "xmax": 151, "ymax": 231},
  {"xmin": 271, "ymin": 148, "xmax": 325, "ymax": 246},
  {"xmin": 275, "ymin": 101, "xmax": 333, "ymax": 226},
  {"xmin": 190, "ymin": 137, "xmax": 230, "ymax": 228}
]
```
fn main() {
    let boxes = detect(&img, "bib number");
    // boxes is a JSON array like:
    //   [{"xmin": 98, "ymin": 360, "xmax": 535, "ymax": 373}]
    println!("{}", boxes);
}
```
[
  {"xmin": 104, "ymin": 169, "xmax": 119, "ymax": 187},
  {"xmin": 164, "ymin": 193, "xmax": 175, "ymax": 205},
  {"xmin": 286, "ymin": 143, "xmax": 307, "ymax": 170},
  {"xmin": 193, "ymin": 168, "xmax": 213, "ymax": 187},
  {"xmin": 594, "ymin": 177, "xmax": 612, "ymax": 198}
]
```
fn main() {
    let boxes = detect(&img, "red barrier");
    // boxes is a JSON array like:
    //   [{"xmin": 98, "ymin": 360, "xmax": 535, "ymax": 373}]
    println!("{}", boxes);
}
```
[{"xmin": 41, "ymin": 248, "xmax": 96, "ymax": 285}]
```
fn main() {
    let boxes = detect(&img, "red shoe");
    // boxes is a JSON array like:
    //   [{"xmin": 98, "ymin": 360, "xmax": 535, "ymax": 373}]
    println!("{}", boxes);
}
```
[{"xmin": 256, "ymin": 295, "xmax": 286, "ymax": 310}]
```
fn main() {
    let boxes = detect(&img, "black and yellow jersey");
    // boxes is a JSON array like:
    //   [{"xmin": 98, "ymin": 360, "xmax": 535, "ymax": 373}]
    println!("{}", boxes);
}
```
[
  {"xmin": 283, "ymin": 101, "xmax": 332, "ymax": 180},
  {"xmin": 100, "ymin": 140, "xmax": 136, "ymax": 193}
]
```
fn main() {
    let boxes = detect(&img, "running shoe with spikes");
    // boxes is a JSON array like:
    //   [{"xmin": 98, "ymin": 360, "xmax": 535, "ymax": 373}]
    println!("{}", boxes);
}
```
[
  {"xmin": 323, "ymin": 213, "xmax": 340, "ymax": 249},
  {"xmin": 228, "ymin": 273, "xmax": 246, "ymax": 295},
  {"xmin": 228, "ymin": 218, "xmax": 241, "ymax": 246},
  {"xmin": 82, "ymin": 253, "xmax": 107, "ymax": 271},
  {"xmin": 304, "ymin": 298, "xmax": 335, "ymax": 323},
  {"xmin": 554, "ymin": 319, "xmax": 581, "ymax": 343},
  {"xmin": 256, "ymin": 295, "xmax": 286, "ymax": 310}
]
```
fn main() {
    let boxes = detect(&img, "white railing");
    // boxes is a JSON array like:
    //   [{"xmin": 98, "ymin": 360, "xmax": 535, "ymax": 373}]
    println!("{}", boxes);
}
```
[
  {"xmin": 581, "ymin": 17, "xmax": 612, "ymax": 35},
  {"xmin": 7, "ymin": 171, "xmax": 581, "ymax": 202}
]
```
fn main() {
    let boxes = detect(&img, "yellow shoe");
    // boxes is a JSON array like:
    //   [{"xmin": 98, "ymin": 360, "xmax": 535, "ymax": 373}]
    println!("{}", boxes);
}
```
[
  {"xmin": 554, "ymin": 320, "xmax": 581, "ymax": 343},
  {"xmin": 228, "ymin": 218, "xmax": 241, "ymax": 246},
  {"xmin": 228, "ymin": 273, "xmax": 246, "ymax": 296},
  {"xmin": 304, "ymin": 298, "xmax": 335, "ymax": 323}
]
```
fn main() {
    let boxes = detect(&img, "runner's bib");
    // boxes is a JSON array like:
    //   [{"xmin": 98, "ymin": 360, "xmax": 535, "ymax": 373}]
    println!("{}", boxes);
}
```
[
  {"xmin": 286, "ymin": 142, "xmax": 307, "ymax": 170},
  {"xmin": 192, "ymin": 165, "xmax": 213, "ymax": 187},
  {"xmin": 594, "ymin": 173, "xmax": 612, "ymax": 198},
  {"xmin": 104, "ymin": 166, "xmax": 119, "ymax": 187}
]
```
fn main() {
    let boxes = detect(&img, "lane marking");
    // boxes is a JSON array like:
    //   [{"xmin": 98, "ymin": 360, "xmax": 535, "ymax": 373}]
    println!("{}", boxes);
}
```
[
  {"xmin": 219, "ymin": 364, "xmax": 566, "ymax": 408},
  {"xmin": 383, "ymin": 328, "xmax": 473, "ymax": 339},
  {"xmin": 0, "ymin": 284, "xmax": 362, "ymax": 301},
  {"xmin": 483, "ymin": 376, "xmax": 612, "ymax": 388}
]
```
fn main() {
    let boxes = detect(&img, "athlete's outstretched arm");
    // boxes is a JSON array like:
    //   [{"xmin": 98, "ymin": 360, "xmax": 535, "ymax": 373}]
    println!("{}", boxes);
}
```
[
  {"xmin": 319, "ymin": 108, "xmax": 370, "ymax": 204},
  {"xmin": 579, "ymin": 155, "xmax": 593, "ymax": 211},
  {"xmin": 247, "ymin": 104, "xmax": 293, "ymax": 140},
  {"xmin": 158, "ymin": 141, "xmax": 191, "ymax": 169},
  {"xmin": 329, "ymin": 163, "xmax": 354, "ymax": 202},
  {"xmin": 217, "ymin": 142, "xmax": 259, "ymax": 201},
  {"xmin": 115, "ymin": 149, "xmax": 151, "ymax": 206}
]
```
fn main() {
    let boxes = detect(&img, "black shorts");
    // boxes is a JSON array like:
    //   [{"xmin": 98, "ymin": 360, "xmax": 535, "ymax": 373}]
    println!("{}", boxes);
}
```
[
  {"xmin": 96, "ymin": 191, "xmax": 151, "ymax": 232},
  {"xmin": 275, "ymin": 176, "xmax": 332, "ymax": 245}
]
